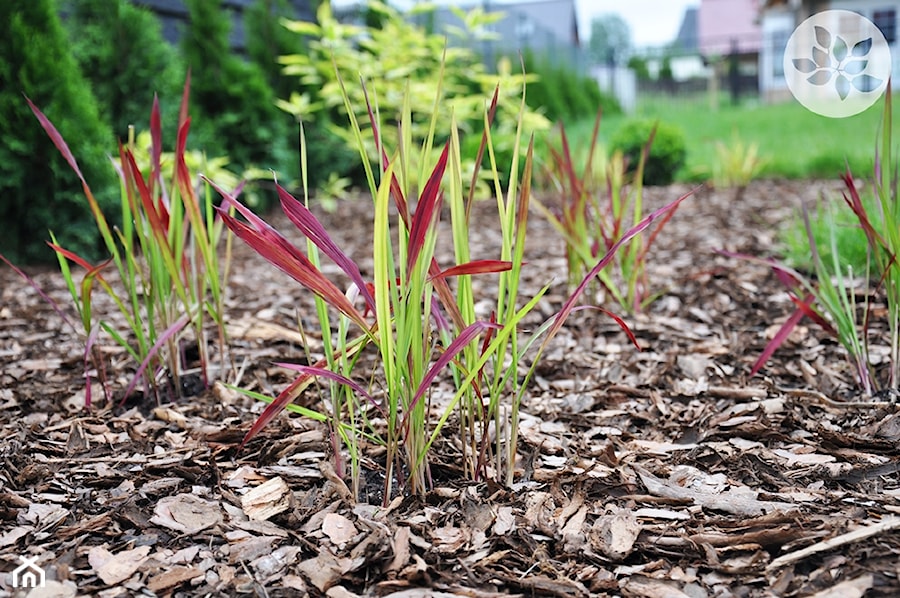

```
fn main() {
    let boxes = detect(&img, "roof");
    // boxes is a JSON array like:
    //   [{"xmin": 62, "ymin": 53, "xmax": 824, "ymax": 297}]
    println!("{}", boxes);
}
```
[
  {"xmin": 698, "ymin": 0, "xmax": 763, "ymax": 55},
  {"xmin": 674, "ymin": 7, "xmax": 699, "ymax": 52}
]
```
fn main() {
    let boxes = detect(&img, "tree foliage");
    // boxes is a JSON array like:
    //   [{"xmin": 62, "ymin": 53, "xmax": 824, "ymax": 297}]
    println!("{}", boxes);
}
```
[
  {"xmin": 62, "ymin": 0, "xmax": 186, "ymax": 141},
  {"xmin": 0, "ymin": 0, "xmax": 118, "ymax": 264},
  {"xmin": 589, "ymin": 13, "xmax": 632, "ymax": 65},
  {"xmin": 182, "ymin": 0, "xmax": 293, "ymax": 201},
  {"xmin": 278, "ymin": 1, "xmax": 550, "ymax": 191}
]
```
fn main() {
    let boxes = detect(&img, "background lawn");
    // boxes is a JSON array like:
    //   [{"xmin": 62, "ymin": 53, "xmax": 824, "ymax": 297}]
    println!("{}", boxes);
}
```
[{"xmin": 558, "ymin": 93, "xmax": 899, "ymax": 183}]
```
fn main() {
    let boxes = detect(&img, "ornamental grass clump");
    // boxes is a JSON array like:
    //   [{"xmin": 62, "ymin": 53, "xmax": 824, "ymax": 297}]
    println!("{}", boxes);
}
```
[
  {"xmin": 219, "ymin": 67, "xmax": 688, "ymax": 503},
  {"xmin": 3, "ymin": 79, "xmax": 234, "ymax": 406},
  {"xmin": 537, "ymin": 111, "xmax": 685, "ymax": 313},
  {"xmin": 728, "ymin": 87, "xmax": 899, "ymax": 396}
]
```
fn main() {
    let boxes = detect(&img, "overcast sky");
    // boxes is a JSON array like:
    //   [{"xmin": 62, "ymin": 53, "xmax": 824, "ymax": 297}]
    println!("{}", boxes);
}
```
[{"xmin": 332, "ymin": 0, "xmax": 700, "ymax": 48}]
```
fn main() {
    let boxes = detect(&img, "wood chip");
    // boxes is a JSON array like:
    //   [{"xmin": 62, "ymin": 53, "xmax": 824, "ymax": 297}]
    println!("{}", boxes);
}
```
[{"xmin": 241, "ymin": 476, "xmax": 293, "ymax": 521}]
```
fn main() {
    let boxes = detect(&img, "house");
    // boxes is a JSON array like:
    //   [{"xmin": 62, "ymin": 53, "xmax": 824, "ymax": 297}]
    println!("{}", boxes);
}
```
[
  {"xmin": 698, "ymin": 0, "xmax": 764, "ymax": 96},
  {"xmin": 128, "ymin": 0, "xmax": 315, "ymax": 53},
  {"xmin": 11, "ymin": 556, "xmax": 45, "ymax": 589},
  {"xmin": 759, "ymin": 0, "xmax": 900, "ymax": 102}
]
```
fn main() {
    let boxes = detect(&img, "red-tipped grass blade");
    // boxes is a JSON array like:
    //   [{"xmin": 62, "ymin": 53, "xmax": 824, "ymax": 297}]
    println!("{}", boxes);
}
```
[
  {"xmin": 205, "ymin": 177, "xmax": 370, "ymax": 329},
  {"xmin": 407, "ymin": 144, "xmax": 449, "ymax": 277},
  {"xmin": 120, "ymin": 314, "xmax": 191, "ymax": 405},
  {"xmin": 240, "ymin": 357, "xmax": 327, "ymax": 450},
  {"xmin": 542, "ymin": 190, "xmax": 692, "ymax": 349},
  {"xmin": 749, "ymin": 297, "xmax": 812, "ymax": 376},
  {"xmin": 406, "ymin": 321, "xmax": 500, "ymax": 420},
  {"xmin": 220, "ymin": 212, "xmax": 369, "ymax": 330},
  {"xmin": 26, "ymin": 97, "xmax": 115, "ymax": 247},
  {"xmin": 121, "ymin": 146, "xmax": 169, "ymax": 235},
  {"xmin": 429, "ymin": 260, "xmax": 514, "ymax": 282},
  {"xmin": 276, "ymin": 184, "xmax": 376, "ymax": 313},
  {"xmin": 275, "ymin": 362, "xmax": 384, "ymax": 417}
]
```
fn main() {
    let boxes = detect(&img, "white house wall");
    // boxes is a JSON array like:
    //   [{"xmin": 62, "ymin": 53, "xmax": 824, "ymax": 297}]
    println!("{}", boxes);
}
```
[{"xmin": 760, "ymin": 0, "xmax": 900, "ymax": 101}]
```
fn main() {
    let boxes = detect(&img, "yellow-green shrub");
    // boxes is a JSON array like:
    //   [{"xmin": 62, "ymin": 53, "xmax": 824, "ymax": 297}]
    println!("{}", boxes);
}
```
[{"xmin": 277, "ymin": 1, "xmax": 551, "ymax": 193}]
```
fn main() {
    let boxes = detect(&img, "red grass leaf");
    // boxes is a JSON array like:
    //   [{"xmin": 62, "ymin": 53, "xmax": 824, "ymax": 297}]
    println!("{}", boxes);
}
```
[
  {"xmin": 240, "ymin": 360, "xmax": 324, "ymax": 450},
  {"xmin": 543, "ymin": 191, "xmax": 692, "ymax": 348},
  {"xmin": 841, "ymin": 170, "xmax": 887, "ymax": 251},
  {"xmin": 360, "ymin": 78, "xmax": 410, "ymax": 224},
  {"xmin": 275, "ymin": 362, "xmax": 383, "ymax": 417},
  {"xmin": 221, "ymin": 212, "xmax": 369, "ymax": 329},
  {"xmin": 407, "ymin": 144, "xmax": 450, "ymax": 276},
  {"xmin": 120, "ymin": 314, "xmax": 191, "ymax": 404},
  {"xmin": 407, "ymin": 321, "xmax": 499, "ymax": 418},
  {"xmin": 1, "ymin": 251, "xmax": 77, "ymax": 332},
  {"xmin": 429, "ymin": 260, "xmax": 513, "ymax": 282},
  {"xmin": 26, "ymin": 97, "xmax": 113, "ymax": 243},
  {"xmin": 750, "ymin": 300, "xmax": 810, "ymax": 376},
  {"xmin": 207, "ymin": 180, "xmax": 369, "ymax": 329},
  {"xmin": 178, "ymin": 71, "xmax": 191, "ymax": 130},
  {"xmin": 465, "ymin": 86, "xmax": 501, "ymax": 215},
  {"xmin": 121, "ymin": 146, "xmax": 169, "ymax": 235},
  {"xmin": 276, "ymin": 184, "xmax": 376, "ymax": 313}
]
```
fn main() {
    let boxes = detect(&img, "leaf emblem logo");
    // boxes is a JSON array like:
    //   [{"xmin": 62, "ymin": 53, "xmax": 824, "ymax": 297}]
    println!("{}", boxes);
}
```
[{"xmin": 791, "ymin": 25, "xmax": 882, "ymax": 100}]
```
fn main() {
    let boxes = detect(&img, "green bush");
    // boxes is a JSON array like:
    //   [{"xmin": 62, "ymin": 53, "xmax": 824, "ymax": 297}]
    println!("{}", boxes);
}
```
[
  {"xmin": 244, "ymin": 0, "xmax": 356, "ymax": 192},
  {"xmin": 0, "ymin": 0, "xmax": 119, "ymax": 264},
  {"xmin": 278, "ymin": 1, "xmax": 550, "ymax": 193},
  {"xmin": 182, "ymin": 0, "xmax": 293, "ymax": 208},
  {"xmin": 245, "ymin": 0, "xmax": 304, "ymax": 101},
  {"xmin": 610, "ymin": 119, "xmax": 687, "ymax": 186},
  {"xmin": 62, "ymin": 0, "xmax": 187, "ymax": 143}
]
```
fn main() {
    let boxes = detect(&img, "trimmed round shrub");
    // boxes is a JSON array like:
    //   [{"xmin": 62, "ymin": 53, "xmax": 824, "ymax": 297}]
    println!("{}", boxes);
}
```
[{"xmin": 610, "ymin": 119, "xmax": 687, "ymax": 186}]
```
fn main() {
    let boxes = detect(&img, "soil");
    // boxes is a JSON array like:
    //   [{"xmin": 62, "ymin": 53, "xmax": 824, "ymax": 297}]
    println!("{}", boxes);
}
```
[{"xmin": 2, "ymin": 179, "xmax": 900, "ymax": 597}]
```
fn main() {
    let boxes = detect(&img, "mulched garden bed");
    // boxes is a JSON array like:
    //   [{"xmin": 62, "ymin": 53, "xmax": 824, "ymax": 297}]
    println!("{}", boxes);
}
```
[{"xmin": 2, "ymin": 179, "xmax": 899, "ymax": 597}]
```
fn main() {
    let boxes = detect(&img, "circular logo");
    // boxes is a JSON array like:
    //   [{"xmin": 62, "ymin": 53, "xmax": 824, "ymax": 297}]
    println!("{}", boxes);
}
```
[{"xmin": 784, "ymin": 10, "xmax": 892, "ymax": 118}]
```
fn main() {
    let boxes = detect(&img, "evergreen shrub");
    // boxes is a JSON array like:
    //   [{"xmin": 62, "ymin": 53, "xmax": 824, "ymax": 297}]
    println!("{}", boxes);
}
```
[{"xmin": 0, "ymin": 0, "xmax": 118, "ymax": 264}]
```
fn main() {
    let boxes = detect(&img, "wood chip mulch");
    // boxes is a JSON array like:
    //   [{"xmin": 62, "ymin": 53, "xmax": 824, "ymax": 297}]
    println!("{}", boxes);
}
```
[{"xmin": 2, "ymin": 179, "xmax": 899, "ymax": 597}]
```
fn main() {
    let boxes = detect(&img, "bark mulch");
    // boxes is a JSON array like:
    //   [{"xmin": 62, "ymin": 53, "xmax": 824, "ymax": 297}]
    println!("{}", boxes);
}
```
[{"xmin": 2, "ymin": 179, "xmax": 899, "ymax": 597}]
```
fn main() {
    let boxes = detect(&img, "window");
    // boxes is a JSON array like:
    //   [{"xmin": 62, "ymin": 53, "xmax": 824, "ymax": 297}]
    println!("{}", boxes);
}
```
[
  {"xmin": 873, "ymin": 9, "xmax": 897, "ymax": 44},
  {"xmin": 515, "ymin": 14, "xmax": 535, "ymax": 43},
  {"xmin": 772, "ymin": 29, "xmax": 790, "ymax": 77}
]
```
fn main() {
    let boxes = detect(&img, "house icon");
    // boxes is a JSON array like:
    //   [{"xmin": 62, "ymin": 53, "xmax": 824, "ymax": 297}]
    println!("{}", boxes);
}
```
[{"xmin": 11, "ymin": 555, "xmax": 45, "ymax": 588}]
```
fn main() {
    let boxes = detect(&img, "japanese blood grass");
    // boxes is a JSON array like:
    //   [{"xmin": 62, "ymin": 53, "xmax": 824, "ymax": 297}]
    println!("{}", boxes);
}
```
[
  {"xmin": 728, "ymin": 87, "xmax": 899, "ymax": 395},
  {"xmin": 218, "ymin": 71, "xmax": 688, "ymax": 503},
  {"xmin": 536, "ymin": 111, "xmax": 682, "ymax": 313},
  {"xmin": 19, "ymin": 78, "xmax": 233, "ymax": 406}
]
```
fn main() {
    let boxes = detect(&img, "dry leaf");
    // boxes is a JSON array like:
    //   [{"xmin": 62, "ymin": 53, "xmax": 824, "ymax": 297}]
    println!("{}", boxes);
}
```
[
  {"xmin": 322, "ymin": 512, "xmax": 357, "ymax": 547},
  {"xmin": 492, "ymin": 506, "xmax": 516, "ymax": 536},
  {"xmin": 592, "ymin": 506, "xmax": 640, "ymax": 560},
  {"xmin": 145, "ymin": 565, "xmax": 203, "ymax": 593},
  {"xmin": 297, "ymin": 551, "xmax": 353, "ymax": 592},
  {"xmin": 150, "ymin": 493, "xmax": 222, "ymax": 534},
  {"xmin": 88, "ymin": 545, "xmax": 151, "ymax": 585}
]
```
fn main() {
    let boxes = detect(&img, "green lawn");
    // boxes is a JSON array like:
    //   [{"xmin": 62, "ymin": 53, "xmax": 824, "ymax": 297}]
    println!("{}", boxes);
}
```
[{"xmin": 561, "ymin": 93, "xmax": 898, "ymax": 182}]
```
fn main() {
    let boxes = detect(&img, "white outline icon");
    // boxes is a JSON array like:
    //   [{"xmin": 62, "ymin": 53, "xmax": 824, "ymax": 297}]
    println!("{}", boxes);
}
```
[
  {"xmin": 11, "ymin": 555, "xmax": 46, "ymax": 589},
  {"xmin": 784, "ymin": 10, "xmax": 892, "ymax": 118}
]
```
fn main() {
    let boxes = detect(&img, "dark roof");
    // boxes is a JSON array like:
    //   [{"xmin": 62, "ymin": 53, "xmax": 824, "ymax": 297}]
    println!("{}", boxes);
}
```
[
  {"xmin": 127, "ymin": 0, "xmax": 315, "ymax": 50},
  {"xmin": 674, "ymin": 7, "xmax": 699, "ymax": 52}
]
